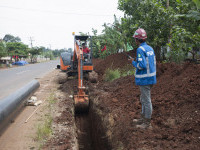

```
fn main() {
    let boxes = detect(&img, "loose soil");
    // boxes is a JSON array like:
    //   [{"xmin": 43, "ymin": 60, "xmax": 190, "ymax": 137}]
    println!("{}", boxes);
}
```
[
  {"xmin": 1, "ymin": 50, "xmax": 200, "ymax": 150},
  {"xmin": 90, "ymin": 52, "xmax": 200, "ymax": 150},
  {"xmin": 44, "ymin": 51, "xmax": 200, "ymax": 150}
]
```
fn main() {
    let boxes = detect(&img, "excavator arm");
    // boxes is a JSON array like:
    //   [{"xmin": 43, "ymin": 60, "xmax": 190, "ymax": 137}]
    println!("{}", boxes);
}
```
[{"xmin": 73, "ymin": 40, "xmax": 89, "ymax": 112}]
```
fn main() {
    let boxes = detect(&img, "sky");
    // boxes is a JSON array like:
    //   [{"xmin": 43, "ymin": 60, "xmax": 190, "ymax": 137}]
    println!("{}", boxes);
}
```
[{"xmin": 0, "ymin": 0, "xmax": 123, "ymax": 50}]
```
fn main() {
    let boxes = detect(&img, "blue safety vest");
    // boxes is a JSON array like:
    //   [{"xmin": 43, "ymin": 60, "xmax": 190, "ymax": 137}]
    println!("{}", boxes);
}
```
[{"xmin": 132, "ymin": 42, "xmax": 156, "ymax": 86}]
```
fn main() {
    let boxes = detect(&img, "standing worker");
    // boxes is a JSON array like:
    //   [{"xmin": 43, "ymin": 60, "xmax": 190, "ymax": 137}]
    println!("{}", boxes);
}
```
[{"xmin": 129, "ymin": 28, "xmax": 156, "ymax": 129}]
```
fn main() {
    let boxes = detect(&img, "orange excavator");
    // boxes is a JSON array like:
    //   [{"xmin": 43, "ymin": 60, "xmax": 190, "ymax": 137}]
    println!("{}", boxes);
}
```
[
  {"xmin": 62, "ymin": 33, "xmax": 94, "ymax": 112},
  {"xmin": 59, "ymin": 52, "xmax": 71, "ymax": 71}
]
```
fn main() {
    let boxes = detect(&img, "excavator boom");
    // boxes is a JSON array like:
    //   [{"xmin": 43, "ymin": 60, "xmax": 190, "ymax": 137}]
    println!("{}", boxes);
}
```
[{"xmin": 73, "ymin": 37, "xmax": 90, "ymax": 112}]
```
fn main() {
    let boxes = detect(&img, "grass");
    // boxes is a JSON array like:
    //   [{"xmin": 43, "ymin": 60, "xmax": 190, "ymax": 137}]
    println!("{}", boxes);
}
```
[
  {"xmin": 48, "ymin": 93, "xmax": 56, "ymax": 105},
  {"xmin": 35, "ymin": 92, "xmax": 56, "ymax": 149},
  {"xmin": 104, "ymin": 68, "xmax": 121, "ymax": 82},
  {"xmin": 120, "ymin": 65, "xmax": 135, "ymax": 77},
  {"xmin": 103, "ymin": 65, "xmax": 135, "ymax": 82},
  {"xmin": 36, "ymin": 115, "xmax": 53, "ymax": 142}
]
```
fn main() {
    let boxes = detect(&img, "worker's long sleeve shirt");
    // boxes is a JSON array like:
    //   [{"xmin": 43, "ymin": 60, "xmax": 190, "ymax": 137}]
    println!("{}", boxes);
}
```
[{"xmin": 132, "ymin": 42, "xmax": 156, "ymax": 86}]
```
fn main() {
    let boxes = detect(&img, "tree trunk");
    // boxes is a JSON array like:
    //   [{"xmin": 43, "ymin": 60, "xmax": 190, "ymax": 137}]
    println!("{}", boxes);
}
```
[
  {"xmin": 155, "ymin": 46, "xmax": 161, "ymax": 61},
  {"xmin": 166, "ymin": 0, "xmax": 169, "ymax": 8},
  {"xmin": 31, "ymin": 56, "xmax": 33, "ymax": 63}
]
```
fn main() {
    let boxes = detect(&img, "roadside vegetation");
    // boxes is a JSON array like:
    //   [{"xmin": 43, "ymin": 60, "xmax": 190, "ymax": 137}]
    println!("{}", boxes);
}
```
[
  {"xmin": 104, "ymin": 65, "xmax": 135, "ymax": 82},
  {"xmin": 0, "ymin": 34, "xmax": 72, "ymax": 65},
  {"xmin": 90, "ymin": 0, "xmax": 200, "ymax": 63},
  {"xmin": 1, "ymin": 1, "xmax": 199, "ymax": 64},
  {"xmin": 36, "ymin": 115, "xmax": 53, "ymax": 145},
  {"xmin": 35, "ymin": 92, "xmax": 56, "ymax": 149},
  {"xmin": 104, "ymin": 69, "xmax": 121, "ymax": 82}
]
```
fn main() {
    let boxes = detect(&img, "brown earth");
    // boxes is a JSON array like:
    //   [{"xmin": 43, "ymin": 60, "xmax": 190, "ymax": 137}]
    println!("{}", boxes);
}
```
[
  {"xmin": 3, "ymin": 51, "xmax": 199, "ymax": 150},
  {"xmin": 90, "ymin": 52, "xmax": 200, "ymax": 150},
  {"xmin": 44, "ymin": 51, "xmax": 200, "ymax": 150}
]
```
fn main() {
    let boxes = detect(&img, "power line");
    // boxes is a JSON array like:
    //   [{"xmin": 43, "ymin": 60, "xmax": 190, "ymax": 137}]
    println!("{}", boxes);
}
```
[{"xmin": 0, "ymin": 5, "xmax": 115, "ymax": 17}]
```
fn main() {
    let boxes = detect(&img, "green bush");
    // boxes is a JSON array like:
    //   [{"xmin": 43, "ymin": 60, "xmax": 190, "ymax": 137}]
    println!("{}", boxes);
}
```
[
  {"xmin": 104, "ymin": 69, "xmax": 121, "ymax": 82},
  {"xmin": 0, "ymin": 64, "xmax": 4, "ymax": 68},
  {"xmin": 120, "ymin": 65, "xmax": 135, "ymax": 77},
  {"xmin": 104, "ymin": 65, "xmax": 135, "ymax": 82},
  {"xmin": 166, "ymin": 49, "xmax": 187, "ymax": 63}
]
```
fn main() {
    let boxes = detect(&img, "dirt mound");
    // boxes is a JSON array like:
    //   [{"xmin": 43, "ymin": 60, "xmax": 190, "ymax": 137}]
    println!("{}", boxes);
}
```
[
  {"xmin": 93, "ymin": 50, "xmax": 135, "ymax": 76},
  {"xmin": 91, "ymin": 51, "xmax": 200, "ymax": 149},
  {"xmin": 44, "ymin": 51, "xmax": 200, "ymax": 150}
]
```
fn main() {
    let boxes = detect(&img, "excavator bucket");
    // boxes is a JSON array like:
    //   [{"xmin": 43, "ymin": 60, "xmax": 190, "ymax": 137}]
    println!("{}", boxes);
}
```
[{"xmin": 74, "ymin": 94, "xmax": 89, "ymax": 113}]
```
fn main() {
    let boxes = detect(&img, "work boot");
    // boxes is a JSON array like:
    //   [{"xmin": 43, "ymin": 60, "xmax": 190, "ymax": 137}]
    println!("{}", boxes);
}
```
[
  {"xmin": 133, "ymin": 114, "xmax": 144, "ymax": 125},
  {"xmin": 136, "ymin": 118, "xmax": 152, "ymax": 130}
]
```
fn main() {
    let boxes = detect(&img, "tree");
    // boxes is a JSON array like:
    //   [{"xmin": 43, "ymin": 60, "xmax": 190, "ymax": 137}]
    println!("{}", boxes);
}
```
[
  {"xmin": 119, "ymin": 0, "xmax": 173, "ymax": 60},
  {"xmin": 164, "ymin": 0, "xmax": 200, "ymax": 62},
  {"xmin": 44, "ymin": 50, "xmax": 54, "ymax": 60},
  {"xmin": 91, "ymin": 16, "xmax": 126, "ymax": 58},
  {"xmin": 117, "ymin": 0, "xmax": 200, "ymax": 62},
  {"xmin": 3, "ymin": 34, "xmax": 21, "ymax": 43},
  {"xmin": 0, "ymin": 40, "xmax": 7, "ymax": 59},
  {"xmin": 29, "ymin": 47, "xmax": 42, "ymax": 63},
  {"xmin": 6, "ymin": 42, "xmax": 28, "ymax": 61},
  {"xmin": 67, "ymin": 48, "xmax": 72, "ymax": 53}
]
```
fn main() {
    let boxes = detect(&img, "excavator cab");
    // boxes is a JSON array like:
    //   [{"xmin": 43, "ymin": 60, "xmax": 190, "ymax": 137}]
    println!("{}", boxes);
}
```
[{"xmin": 66, "ymin": 35, "xmax": 93, "ymax": 77}]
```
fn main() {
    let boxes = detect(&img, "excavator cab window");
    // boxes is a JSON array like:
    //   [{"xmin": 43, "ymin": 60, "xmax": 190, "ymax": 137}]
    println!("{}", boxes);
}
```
[{"xmin": 74, "ymin": 35, "xmax": 92, "ymax": 64}]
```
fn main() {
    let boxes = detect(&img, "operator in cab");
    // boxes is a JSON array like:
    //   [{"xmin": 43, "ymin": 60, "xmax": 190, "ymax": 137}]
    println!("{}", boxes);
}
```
[
  {"xmin": 82, "ymin": 43, "xmax": 90, "ymax": 61},
  {"xmin": 82, "ymin": 43, "xmax": 90, "ymax": 54}
]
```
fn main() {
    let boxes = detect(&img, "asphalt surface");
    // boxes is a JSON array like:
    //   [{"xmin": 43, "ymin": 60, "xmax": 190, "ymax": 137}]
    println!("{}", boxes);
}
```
[{"xmin": 0, "ymin": 60, "xmax": 59, "ymax": 100}]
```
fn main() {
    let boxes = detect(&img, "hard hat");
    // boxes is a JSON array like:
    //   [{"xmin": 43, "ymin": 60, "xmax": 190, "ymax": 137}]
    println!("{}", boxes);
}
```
[{"xmin": 133, "ymin": 28, "xmax": 147, "ymax": 39}]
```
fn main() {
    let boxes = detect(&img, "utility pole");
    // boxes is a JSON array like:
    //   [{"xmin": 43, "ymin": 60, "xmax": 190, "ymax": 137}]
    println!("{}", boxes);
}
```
[
  {"xmin": 29, "ymin": 37, "xmax": 34, "ymax": 48},
  {"xmin": 29, "ymin": 37, "xmax": 35, "ymax": 63}
]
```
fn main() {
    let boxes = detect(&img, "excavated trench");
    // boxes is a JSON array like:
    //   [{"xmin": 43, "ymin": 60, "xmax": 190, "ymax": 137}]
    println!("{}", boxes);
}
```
[
  {"xmin": 58, "ymin": 72, "xmax": 112, "ymax": 149},
  {"xmin": 75, "ymin": 99, "xmax": 111, "ymax": 150}
]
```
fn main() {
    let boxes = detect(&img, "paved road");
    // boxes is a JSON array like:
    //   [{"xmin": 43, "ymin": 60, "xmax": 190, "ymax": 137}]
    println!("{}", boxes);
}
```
[{"xmin": 0, "ymin": 60, "xmax": 59, "ymax": 100}]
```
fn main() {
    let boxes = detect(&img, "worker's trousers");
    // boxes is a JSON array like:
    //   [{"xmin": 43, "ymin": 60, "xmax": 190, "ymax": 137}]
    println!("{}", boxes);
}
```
[{"xmin": 139, "ymin": 85, "xmax": 153, "ymax": 119}]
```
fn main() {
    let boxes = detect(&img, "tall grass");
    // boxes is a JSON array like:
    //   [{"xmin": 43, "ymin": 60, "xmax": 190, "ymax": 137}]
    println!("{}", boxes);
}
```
[
  {"xmin": 104, "ymin": 65, "xmax": 135, "ymax": 82},
  {"xmin": 104, "ymin": 69, "xmax": 121, "ymax": 82},
  {"xmin": 35, "ymin": 92, "xmax": 56, "ymax": 149},
  {"xmin": 36, "ymin": 115, "xmax": 52, "ymax": 142}
]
